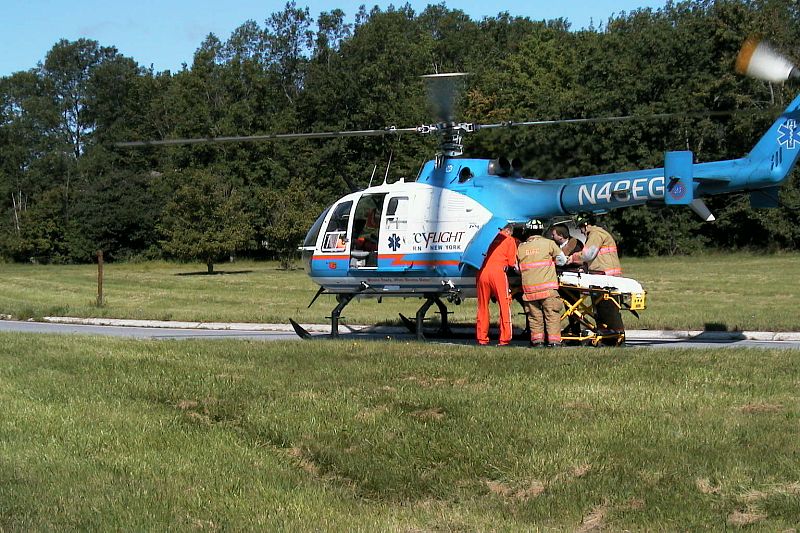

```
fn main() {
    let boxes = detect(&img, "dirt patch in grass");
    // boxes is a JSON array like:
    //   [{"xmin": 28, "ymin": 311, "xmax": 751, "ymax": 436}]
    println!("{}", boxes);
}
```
[
  {"xmin": 572, "ymin": 464, "xmax": 592, "ymax": 478},
  {"xmin": 411, "ymin": 407, "xmax": 446, "ymax": 421},
  {"xmin": 727, "ymin": 508, "xmax": 767, "ymax": 527},
  {"xmin": 403, "ymin": 375, "xmax": 464, "ymax": 388},
  {"xmin": 620, "ymin": 498, "xmax": 645, "ymax": 511},
  {"xmin": 739, "ymin": 482, "xmax": 800, "ymax": 502},
  {"xmin": 485, "ymin": 479, "xmax": 546, "ymax": 500},
  {"xmin": 187, "ymin": 412, "xmax": 212, "ymax": 424},
  {"xmin": 551, "ymin": 463, "xmax": 593, "ymax": 486},
  {"xmin": 577, "ymin": 503, "xmax": 608, "ymax": 532},
  {"xmin": 176, "ymin": 399, "xmax": 199, "ymax": 410},
  {"xmin": 356, "ymin": 404, "xmax": 389, "ymax": 421},
  {"xmin": 696, "ymin": 478, "xmax": 722, "ymax": 495},
  {"xmin": 289, "ymin": 447, "xmax": 320, "ymax": 476},
  {"xmin": 517, "ymin": 481, "xmax": 546, "ymax": 500},
  {"xmin": 737, "ymin": 403, "xmax": 784, "ymax": 414}
]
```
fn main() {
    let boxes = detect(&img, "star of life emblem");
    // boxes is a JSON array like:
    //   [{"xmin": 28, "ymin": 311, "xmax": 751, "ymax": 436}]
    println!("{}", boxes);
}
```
[
  {"xmin": 388, "ymin": 234, "xmax": 401, "ymax": 251},
  {"xmin": 777, "ymin": 119, "xmax": 800, "ymax": 149}
]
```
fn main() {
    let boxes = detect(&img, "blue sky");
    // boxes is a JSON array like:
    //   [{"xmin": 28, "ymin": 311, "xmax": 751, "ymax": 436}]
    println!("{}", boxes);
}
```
[{"xmin": 1, "ymin": 0, "xmax": 667, "ymax": 76}]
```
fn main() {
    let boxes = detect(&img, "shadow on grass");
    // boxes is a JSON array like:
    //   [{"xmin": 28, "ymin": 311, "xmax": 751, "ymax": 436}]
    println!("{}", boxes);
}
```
[
  {"xmin": 175, "ymin": 270, "xmax": 253, "ymax": 276},
  {"xmin": 695, "ymin": 322, "xmax": 746, "ymax": 341}
]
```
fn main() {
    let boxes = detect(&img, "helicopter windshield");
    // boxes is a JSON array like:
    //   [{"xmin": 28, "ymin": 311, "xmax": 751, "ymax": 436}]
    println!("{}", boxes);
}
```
[{"xmin": 303, "ymin": 206, "xmax": 331, "ymax": 249}]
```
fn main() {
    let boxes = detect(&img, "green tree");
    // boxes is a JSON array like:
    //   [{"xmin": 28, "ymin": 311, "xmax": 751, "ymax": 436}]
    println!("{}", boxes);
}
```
[
  {"xmin": 258, "ymin": 177, "xmax": 324, "ymax": 269},
  {"xmin": 158, "ymin": 170, "xmax": 254, "ymax": 273}
]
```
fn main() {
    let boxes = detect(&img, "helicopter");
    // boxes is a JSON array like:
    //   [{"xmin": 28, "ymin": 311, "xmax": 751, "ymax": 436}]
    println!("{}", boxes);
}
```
[{"xmin": 119, "ymin": 38, "xmax": 800, "ymax": 339}]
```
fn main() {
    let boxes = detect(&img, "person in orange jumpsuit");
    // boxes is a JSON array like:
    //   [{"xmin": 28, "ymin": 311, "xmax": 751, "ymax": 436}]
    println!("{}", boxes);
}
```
[{"xmin": 476, "ymin": 224, "xmax": 518, "ymax": 346}]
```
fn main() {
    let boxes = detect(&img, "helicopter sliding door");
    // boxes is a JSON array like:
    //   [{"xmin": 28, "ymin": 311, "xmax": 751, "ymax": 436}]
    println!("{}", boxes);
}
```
[{"xmin": 349, "ymin": 193, "xmax": 386, "ymax": 269}]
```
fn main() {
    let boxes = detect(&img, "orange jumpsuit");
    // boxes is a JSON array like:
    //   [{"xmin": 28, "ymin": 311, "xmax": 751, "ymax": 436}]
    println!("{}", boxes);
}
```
[{"xmin": 476, "ymin": 231, "xmax": 518, "ymax": 345}]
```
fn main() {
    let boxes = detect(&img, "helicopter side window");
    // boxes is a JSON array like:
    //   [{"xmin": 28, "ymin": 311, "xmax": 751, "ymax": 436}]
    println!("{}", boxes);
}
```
[
  {"xmin": 321, "ymin": 201, "xmax": 352, "ymax": 252},
  {"xmin": 384, "ymin": 196, "xmax": 409, "ymax": 230}
]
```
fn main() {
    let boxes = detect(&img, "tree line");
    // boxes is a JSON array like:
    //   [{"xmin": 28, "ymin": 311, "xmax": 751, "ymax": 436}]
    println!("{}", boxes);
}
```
[{"xmin": 1, "ymin": 0, "xmax": 798, "ymax": 270}]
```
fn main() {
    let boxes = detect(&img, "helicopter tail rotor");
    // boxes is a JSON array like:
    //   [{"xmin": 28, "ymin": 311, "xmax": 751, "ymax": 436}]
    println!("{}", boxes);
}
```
[{"xmin": 736, "ymin": 37, "xmax": 799, "ymax": 83}]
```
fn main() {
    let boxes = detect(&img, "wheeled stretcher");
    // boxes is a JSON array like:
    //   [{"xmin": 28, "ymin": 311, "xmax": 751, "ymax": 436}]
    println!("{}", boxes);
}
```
[{"xmin": 556, "ymin": 271, "xmax": 647, "ymax": 346}]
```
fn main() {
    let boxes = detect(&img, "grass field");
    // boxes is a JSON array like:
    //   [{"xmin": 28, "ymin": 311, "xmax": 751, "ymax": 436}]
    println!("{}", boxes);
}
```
[
  {"xmin": 1, "ymin": 334, "xmax": 798, "ymax": 530},
  {"xmin": 0, "ymin": 252, "xmax": 799, "ymax": 331}
]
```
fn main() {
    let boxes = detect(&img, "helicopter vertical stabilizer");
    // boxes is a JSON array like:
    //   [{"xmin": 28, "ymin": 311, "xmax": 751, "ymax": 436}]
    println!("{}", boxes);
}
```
[
  {"xmin": 743, "ymin": 91, "xmax": 800, "ymax": 186},
  {"xmin": 663, "ymin": 151, "xmax": 694, "ymax": 205}
]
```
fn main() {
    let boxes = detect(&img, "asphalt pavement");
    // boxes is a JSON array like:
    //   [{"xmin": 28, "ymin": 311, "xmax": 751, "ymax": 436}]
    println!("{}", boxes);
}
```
[{"xmin": 0, "ymin": 317, "xmax": 797, "ymax": 349}]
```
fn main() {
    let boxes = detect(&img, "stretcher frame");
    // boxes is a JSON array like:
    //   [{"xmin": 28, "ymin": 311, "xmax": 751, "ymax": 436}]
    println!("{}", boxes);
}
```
[{"xmin": 557, "ymin": 282, "xmax": 647, "ymax": 346}]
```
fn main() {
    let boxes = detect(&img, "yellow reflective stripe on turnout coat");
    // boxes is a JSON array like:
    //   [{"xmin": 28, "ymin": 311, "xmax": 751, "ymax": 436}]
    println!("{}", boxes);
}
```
[
  {"xmin": 584, "ymin": 225, "xmax": 622, "ymax": 276},
  {"xmin": 517, "ymin": 235, "xmax": 561, "ymax": 301}
]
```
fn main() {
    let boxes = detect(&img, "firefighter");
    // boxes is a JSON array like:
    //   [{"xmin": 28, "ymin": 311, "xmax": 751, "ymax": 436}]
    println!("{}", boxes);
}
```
[
  {"xmin": 476, "ymin": 224, "xmax": 518, "ymax": 346},
  {"xmin": 568, "ymin": 213, "xmax": 625, "ymax": 336},
  {"xmin": 568, "ymin": 213, "xmax": 622, "ymax": 276},
  {"xmin": 517, "ymin": 219, "xmax": 567, "ymax": 347}
]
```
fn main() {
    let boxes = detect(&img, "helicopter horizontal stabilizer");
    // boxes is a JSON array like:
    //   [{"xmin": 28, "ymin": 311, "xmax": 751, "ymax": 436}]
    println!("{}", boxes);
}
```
[
  {"xmin": 664, "ymin": 151, "xmax": 694, "ymax": 206},
  {"xmin": 750, "ymin": 186, "xmax": 781, "ymax": 208}
]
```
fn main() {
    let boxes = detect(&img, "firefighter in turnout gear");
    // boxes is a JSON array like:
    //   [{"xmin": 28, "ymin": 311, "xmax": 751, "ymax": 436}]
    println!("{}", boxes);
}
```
[
  {"xmin": 517, "ymin": 219, "xmax": 567, "ymax": 347},
  {"xmin": 568, "ymin": 214, "xmax": 622, "ymax": 276},
  {"xmin": 476, "ymin": 224, "xmax": 519, "ymax": 346},
  {"xmin": 568, "ymin": 213, "xmax": 625, "ymax": 337}
]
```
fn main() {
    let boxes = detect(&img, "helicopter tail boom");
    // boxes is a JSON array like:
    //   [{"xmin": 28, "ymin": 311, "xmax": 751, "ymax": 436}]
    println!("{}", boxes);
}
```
[{"xmin": 555, "ymin": 89, "xmax": 800, "ymax": 217}]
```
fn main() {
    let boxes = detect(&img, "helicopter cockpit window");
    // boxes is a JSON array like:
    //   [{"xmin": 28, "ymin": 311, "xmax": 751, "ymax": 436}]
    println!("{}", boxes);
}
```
[
  {"xmin": 321, "ymin": 201, "xmax": 352, "ymax": 252},
  {"xmin": 384, "ymin": 196, "xmax": 409, "ymax": 230},
  {"xmin": 303, "ymin": 206, "xmax": 331, "ymax": 249}
]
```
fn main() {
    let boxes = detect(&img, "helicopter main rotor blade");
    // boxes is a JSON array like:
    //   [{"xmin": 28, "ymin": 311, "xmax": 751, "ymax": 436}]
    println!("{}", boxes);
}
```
[
  {"xmin": 115, "ymin": 126, "xmax": 421, "ymax": 148},
  {"xmin": 422, "ymin": 72, "xmax": 468, "ymax": 123},
  {"xmin": 475, "ymin": 109, "xmax": 764, "ymax": 130},
  {"xmin": 116, "ymin": 108, "xmax": 767, "ymax": 148}
]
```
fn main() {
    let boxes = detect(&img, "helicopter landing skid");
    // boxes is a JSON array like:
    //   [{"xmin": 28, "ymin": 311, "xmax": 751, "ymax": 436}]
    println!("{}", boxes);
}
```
[
  {"xmin": 291, "ymin": 293, "xmax": 355, "ymax": 339},
  {"xmin": 398, "ymin": 295, "xmax": 454, "ymax": 341}
]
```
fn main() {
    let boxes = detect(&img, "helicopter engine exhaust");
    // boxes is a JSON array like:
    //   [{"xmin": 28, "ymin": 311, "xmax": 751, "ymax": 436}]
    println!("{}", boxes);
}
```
[
  {"xmin": 488, "ymin": 157, "xmax": 524, "ymax": 177},
  {"xmin": 736, "ymin": 37, "xmax": 800, "ymax": 83},
  {"xmin": 488, "ymin": 157, "xmax": 512, "ymax": 176}
]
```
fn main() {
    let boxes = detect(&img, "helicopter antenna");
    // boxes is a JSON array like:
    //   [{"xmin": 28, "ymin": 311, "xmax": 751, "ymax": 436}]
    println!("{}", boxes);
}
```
[
  {"xmin": 383, "ymin": 151, "xmax": 393, "ymax": 184},
  {"xmin": 368, "ymin": 164, "xmax": 377, "ymax": 188}
]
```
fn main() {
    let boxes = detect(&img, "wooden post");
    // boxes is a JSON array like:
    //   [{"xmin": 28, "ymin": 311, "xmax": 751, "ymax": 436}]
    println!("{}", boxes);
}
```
[{"xmin": 96, "ymin": 250, "xmax": 104, "ymax": 307}]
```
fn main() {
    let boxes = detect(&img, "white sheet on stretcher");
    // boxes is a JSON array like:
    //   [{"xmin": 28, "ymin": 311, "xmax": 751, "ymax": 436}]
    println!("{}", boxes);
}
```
[{"xmin": 558, "ymin": 271, "xmax": 644, "ymax": 294}]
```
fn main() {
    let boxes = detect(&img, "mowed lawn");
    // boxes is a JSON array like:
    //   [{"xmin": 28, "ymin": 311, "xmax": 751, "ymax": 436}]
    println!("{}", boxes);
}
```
[
  {"xmin": 0, "ymin": 252, "xmax": 798, "ymax": 331},
  {"xmin": 1, "ymin": 334, "xmax": 798, "ymax": 530}
]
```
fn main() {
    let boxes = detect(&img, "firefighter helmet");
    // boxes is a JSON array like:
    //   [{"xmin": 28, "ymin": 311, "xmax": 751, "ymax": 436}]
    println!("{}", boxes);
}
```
[
  {"xmin": 525, "ymin": 219, "xmax": 544, "ymax": 231},
  {"xmin": 573, "ymin": 212, "xmax": 594, "ymax": 227}
]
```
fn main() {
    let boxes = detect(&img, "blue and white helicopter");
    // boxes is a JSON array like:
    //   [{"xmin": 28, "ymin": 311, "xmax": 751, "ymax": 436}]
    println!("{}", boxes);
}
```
[{"xmin": 121, "ymin": 39, "xmax": 799, "ymax": 339}]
